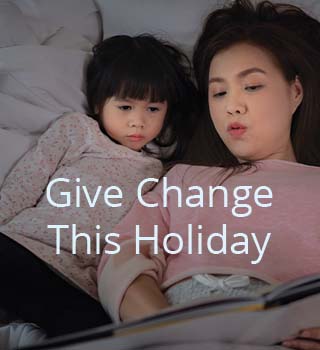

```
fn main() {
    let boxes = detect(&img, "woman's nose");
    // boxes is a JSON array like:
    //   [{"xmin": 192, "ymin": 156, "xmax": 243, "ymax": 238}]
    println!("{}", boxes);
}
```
[{"xmin": 226, "ymin": 93, "xmax": 247, "ymax": 115}]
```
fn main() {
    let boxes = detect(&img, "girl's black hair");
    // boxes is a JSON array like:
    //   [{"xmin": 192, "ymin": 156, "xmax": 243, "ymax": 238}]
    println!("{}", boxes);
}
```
[
  {"xmin": 190, "ymin": 0, "xmax": 320, "ymax": 169},
  {"xmin": 86, "ymin": 34, "xmax": 198, "ymax": 162}
]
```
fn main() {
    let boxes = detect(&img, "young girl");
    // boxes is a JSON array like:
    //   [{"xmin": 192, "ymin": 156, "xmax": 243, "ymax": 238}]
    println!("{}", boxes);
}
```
[
  {"xmin": 0, "ymin": 34, "xmax": 197, "ymax": 338},
  {"xmin": 97, "ymin": 1, "xmax": 320, "ymax": 349}
]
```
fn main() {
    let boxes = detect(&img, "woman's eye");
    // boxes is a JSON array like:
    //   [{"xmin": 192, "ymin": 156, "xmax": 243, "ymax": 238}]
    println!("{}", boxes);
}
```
[
  {"xmin": 118, "ymin": 105, "xmax": 132, "ymax": 111},
  {"xmin": 212, "ymin": 91, "xmax": 226, "ymax": 98},
  {"xmin": 245, "ymin": 85, "xmax": 263, "ymax": 92}
]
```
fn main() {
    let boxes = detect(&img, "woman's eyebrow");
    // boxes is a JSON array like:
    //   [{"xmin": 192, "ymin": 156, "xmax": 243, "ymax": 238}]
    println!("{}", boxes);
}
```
[
  {"xmin": 238, "ymin": 67, "xmax": 267, "ymax": 78},
  {"xmin": 209, "ymin": 67, "xmax": 267, "ymax": 84}
]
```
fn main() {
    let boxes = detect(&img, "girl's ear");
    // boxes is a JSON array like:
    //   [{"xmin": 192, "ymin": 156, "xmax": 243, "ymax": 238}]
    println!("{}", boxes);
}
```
[{"xmin": 291, "ymin": 75, "xmax": 303, "ymax": 114}]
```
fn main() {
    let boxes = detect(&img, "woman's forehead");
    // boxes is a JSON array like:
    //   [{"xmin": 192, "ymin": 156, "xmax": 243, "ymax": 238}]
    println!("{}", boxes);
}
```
[{"xmin": 209, "ymin": 43, "xmax": 278, "ymax": 79}]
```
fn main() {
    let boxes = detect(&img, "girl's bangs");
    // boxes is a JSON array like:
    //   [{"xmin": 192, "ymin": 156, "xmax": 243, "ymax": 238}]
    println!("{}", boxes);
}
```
[{"xmin": 109, "ymin": 58, "xmax": 170, "ymax": 102}]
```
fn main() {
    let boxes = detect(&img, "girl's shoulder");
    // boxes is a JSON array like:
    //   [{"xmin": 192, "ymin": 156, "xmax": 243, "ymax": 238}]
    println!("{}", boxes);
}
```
[
  {"xmin": 45, "ymin": 112, "xmax": 101, "ymax": 143},
  {"xmin": 53, "ymin": 112, "xmax": 97, "ymax": 130}
]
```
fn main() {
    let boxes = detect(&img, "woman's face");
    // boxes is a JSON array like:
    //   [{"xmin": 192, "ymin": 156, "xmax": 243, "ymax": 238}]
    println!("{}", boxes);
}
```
[{"xmin": 208, "ymin": 42, "xmax": 303, "ymax": 162}]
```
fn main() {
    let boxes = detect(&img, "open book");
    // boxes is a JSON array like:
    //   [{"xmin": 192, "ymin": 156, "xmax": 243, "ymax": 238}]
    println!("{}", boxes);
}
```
[{"xmin": 21, "ymin": 273, "xmax": 320, "ymax": 350}]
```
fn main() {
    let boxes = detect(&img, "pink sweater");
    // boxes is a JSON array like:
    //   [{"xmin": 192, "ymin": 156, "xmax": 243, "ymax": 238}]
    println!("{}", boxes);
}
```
[
  {"xmin": 0, "ymin": 112, "xmax": 163, "ymax": 299},
  {"xmin": 98, "ymin": 161, "xmax": 320, "ymax": 321}
]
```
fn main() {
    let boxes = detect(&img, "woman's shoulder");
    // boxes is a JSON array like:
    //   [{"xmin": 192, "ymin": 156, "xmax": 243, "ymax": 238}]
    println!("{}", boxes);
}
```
[
  {"xmin": 165, "ymin": 163, "xmax": 222, "ymax": 183},
  {"xmin": 162, "ymin": 161, "xmax": 320, "ymax": 190},
  {"xmin": 256, "ymin": 159, "xmax": 320, "ymax": 174}
]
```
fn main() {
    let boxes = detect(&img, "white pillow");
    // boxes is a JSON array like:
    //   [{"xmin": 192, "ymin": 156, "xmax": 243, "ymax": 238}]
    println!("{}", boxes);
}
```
[
  {"xmin": 43, "ymin": 27, "xmax": 94, "ymax": 52},
  {"xmin": 283, "ymin": 0, "xmax": 320, "ymax": 19},
  {"xmin": 0, "ymin": 93, "xmax": 60, "ymax": 134},
  {"xmin": 0, "ymin": 45, "xmax": 90, "ymax": 133},
  {"xmin": 95, "ymin": 0, "xmax": 221, "ymax": 57},
  {"xmin": 12, "ymin": 0, "xmax": 101, "ymax": 50},
  {"xmin": 96, "ymin": 0, "xmax": 320, "ymax": 58},
  {"xmin": 0, "ymin": 1, "xmax": 38, "ymax": 48},
  {"xmin": 0, "ymin": 128, "xmax": 37, "ymax": 187}
]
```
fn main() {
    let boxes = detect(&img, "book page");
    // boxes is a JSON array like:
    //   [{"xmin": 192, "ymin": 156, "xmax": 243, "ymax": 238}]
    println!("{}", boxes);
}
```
[{"xmin": 23, "ymin": 293, "xmax": 320, "ymax": 350}]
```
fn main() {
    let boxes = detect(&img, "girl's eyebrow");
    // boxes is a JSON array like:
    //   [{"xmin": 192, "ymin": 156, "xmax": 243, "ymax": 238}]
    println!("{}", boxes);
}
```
[
  {"xmin": 113, "ymin": 97, "xmax": 166, "ymax": 104},
  {"xmin": 113, "ymin": 97, "xmax": 132, "ymax": 102},
  {"xmin": 209, "ymin": 67, "xmax": 267, "ymax": 84}
]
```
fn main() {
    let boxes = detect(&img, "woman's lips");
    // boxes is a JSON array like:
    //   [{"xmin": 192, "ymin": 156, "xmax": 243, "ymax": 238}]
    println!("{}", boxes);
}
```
[
  {"xmin": 227, "ymin": 122, "xmax": 247, "ymax": 137},
  {"xmin": 228, "ymin": 128, "xmax": 247, "ymax": 137}
]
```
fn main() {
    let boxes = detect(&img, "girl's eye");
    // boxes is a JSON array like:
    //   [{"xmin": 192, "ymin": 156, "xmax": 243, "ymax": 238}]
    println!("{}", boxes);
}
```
[
  {"xmin": 212, "ymin": 91, "xmax": 226, "ymax": 98},
  {"xmin": 245, "ymin": 85, "xmax": 263, "ymax": 92},
  {"xmin": 148, "ymin": 107, "xmax": 160, "ymax": 112},
  {"xmin": 118, "ymin": 105, "xmax": 132, "ymax": 111}
]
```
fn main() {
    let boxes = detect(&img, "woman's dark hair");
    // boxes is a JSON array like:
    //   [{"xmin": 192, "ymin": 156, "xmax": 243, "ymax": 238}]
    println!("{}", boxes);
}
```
[
  {"xmin": 86, "ymin": 34, "xmax": 198, "ymax": 162},
  {"xmin": 191, "ymin": 0, "xmax": 320, "ymax": 168}
]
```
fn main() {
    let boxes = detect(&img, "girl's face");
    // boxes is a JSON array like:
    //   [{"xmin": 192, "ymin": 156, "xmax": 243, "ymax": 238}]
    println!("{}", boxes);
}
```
[
  {"xmin": 101, "ymin": 97, "xmax": 167, "ymax": 151},
  {"xmin": 208, "ymin": 42, "xmax": 303, "ymax": 162}
]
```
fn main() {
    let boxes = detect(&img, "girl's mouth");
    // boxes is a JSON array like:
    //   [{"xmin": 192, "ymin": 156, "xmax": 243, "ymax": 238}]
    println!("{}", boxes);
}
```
[{"xmin": 127, "ymin": 134, "xmax": 145, "ymax": 141}]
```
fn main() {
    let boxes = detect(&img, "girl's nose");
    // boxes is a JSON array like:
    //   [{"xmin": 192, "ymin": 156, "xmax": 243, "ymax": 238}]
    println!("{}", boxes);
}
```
[{"xmin": 128, "ymin": 114, "xmax": 145, "ymax": 128}]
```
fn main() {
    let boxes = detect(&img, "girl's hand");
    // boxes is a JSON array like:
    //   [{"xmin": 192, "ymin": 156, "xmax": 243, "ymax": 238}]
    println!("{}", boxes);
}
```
[{"xmin": 282, "ymin": 328, "xmax": 320, "ymax": 349}]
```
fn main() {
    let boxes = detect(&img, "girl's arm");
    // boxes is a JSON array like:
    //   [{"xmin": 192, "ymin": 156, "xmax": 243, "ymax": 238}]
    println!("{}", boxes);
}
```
[{"xmin": 0, "ymin": 113, "xmax": 89, "ymax": 225}]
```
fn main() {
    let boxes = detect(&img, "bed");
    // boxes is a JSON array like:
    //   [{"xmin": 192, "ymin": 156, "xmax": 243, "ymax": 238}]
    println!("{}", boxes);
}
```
[
  {"xmin": 1, "ymin": 0, "xmax": 320, "ymax": 186},
  {"xmin": 1, "ymin": 0, "xmax": 320, "ymax": 349}
]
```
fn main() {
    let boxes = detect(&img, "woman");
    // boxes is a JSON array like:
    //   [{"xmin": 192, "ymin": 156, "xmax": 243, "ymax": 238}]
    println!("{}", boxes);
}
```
[{"xmin": 98, "ymin": 1, "xmax": 320, "ymax": 349}]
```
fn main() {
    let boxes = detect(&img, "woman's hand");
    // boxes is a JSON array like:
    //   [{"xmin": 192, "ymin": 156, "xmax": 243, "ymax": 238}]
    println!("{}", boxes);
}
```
[
  {"xmin": 282, "ymin": 328, "xmax": 320, "ymax": 349},
  {"xmin": 119, "ymin": 275, "xmax": 169, "ymax": 322}
]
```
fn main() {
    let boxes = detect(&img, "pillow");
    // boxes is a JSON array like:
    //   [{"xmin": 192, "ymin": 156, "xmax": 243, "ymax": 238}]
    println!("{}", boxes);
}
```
[
  {"xmin": 0, "ymin": 45, "xmax": 90, "ymax": 133},
  {"xmin": 284, "ymin": 0, "xmax": 320, "ymax": 19},
  {"xmin": 12, "ymin": 0, "xmax": 101, "ymax": 50},
  {"xmin": 0, "ymin": 128, "xmax": 37, "ymax": 187},
  {"xmin": 96, "ymin": 0, "xmax": 320, "ymax": 58},
  {"xmin": 95, "ymin": 0, "xmax": 220, "ymax": 57},
  {"xmin": 0, "ymin": 1, "xmax": 38, "ymax": 48},
  {"xmin": 42, "ymin": 27, "xmax": 94, "ymax": 52},
  {"xmin": 0, "ymin": 93, "xmax": 60, "ymax": 134}
]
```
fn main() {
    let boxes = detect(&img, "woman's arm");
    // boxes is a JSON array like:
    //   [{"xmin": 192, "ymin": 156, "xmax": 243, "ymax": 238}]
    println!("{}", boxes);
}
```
[
  {"xmin": 119, "ymin": 275, "xmax": 169, "ymax": 322},
  {"xmin": 282, "ymin": 328, "xmax": 320, "ymax": 349},
  {"xmin": 97, "ymin": 207, "xmax": 169, "ymax": 323},
  {"xmin": 98, "ymin": 167, "xmax": 184, "ymax": 323}
]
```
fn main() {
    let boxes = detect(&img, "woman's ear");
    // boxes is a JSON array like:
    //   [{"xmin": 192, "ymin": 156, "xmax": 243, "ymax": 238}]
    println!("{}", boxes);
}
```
[{"xmin": 291, "ymin": 75, "xmax": 303, "ymax": 114}]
